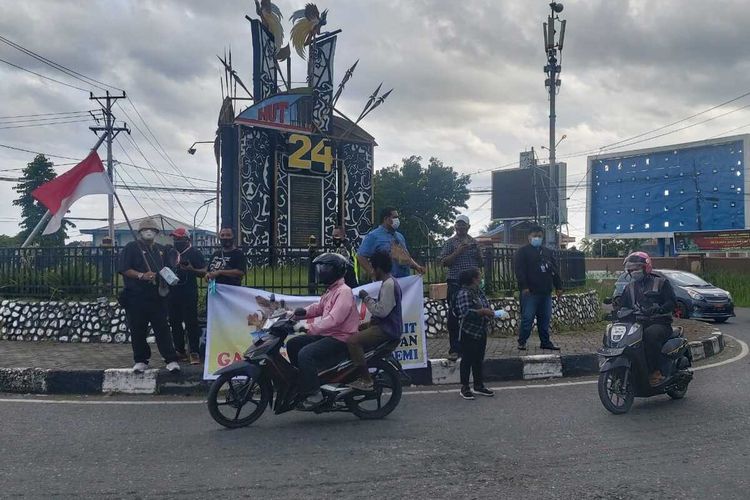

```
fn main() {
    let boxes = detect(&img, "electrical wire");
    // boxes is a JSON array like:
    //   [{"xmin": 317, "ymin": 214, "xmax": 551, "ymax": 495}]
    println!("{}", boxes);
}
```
[{"xmin": 0, "ymin": 56, "xmax": 90, "ymax": 92}]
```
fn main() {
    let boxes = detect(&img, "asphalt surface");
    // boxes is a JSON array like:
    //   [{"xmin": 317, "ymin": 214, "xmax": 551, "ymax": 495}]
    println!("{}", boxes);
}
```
[{"xmin": 1, "ymin": 311, "xmax": 748, "ymax": 499}]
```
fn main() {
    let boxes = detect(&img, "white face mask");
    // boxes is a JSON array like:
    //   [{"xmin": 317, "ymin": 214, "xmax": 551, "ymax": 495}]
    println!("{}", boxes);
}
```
[
  {"xmin": 391, "ymin": 218, "xmax": 401, "ymax": 230},
  {"xmin": 141, "ymin": 229, "xmax": 157, "ymax": 241}
]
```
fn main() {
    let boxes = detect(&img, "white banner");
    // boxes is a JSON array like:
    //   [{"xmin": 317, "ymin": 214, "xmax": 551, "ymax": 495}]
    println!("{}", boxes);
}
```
[{"xmin": 204, "ymin": 276, "xmax": 428, "ymax": 379}]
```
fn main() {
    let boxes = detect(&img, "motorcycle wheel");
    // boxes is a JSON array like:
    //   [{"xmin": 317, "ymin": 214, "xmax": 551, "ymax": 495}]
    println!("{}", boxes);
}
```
[
  {"xmin": 348, "ymin": 358, "xmax": 402, "ymax": 420},
  {"xmin": 207, "ymin": 374, "xmax": 271, "ymax": 428},
  {"xmin": 667, "ymin": 384, "xmax": 688, "ymax": 400},
  {"xmin": 598, "ymin": 367, "xmax": 634, "ymax": 415}
]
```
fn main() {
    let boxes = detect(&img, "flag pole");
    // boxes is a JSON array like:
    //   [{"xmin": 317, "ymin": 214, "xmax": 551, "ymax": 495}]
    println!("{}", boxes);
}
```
[{"xmin": 21, "ymin": 134, "xmax": 110, "ymax": 249}]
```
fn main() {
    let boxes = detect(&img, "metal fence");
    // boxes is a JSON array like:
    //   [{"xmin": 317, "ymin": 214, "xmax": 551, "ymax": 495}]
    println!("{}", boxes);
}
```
[{"xmin": 0, "ymin": 245, "xmax": 586, "ymax": 300}]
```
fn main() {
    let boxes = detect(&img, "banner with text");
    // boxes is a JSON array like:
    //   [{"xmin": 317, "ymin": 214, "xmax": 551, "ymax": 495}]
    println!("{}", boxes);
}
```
[
  {"xmin": 674, "ymin": 230, "xmax": 750, "ymax": 253},
  {"xmin": 203, "ymin": 276, "xmax": 428, "ymax": 380}
]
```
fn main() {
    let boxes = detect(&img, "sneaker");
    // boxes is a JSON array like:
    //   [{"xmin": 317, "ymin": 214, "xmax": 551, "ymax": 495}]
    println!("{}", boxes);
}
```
[
  {"xmin": 540, "ymin": 343, "xmax": 561, "ymax": 351},
  {"xmin": 189, "ymin": 353, "xmax": 201, "ymax": 365},
  {"xmin": 132, "ymin": 362, "xmax": 148, "ymax": 373},
  {"xmin": 473, "ymin": 386, "xmax": 495, "ymax": 397},
  {"xmin": 296, "ymin": 393, "xmax": 324, "ymax": 411},
  {"xmin": 460, "ymin": 387, "xmax": 475, "ymax": 400},
  {"xmin": 166, "ymin": 361, "xmax": 181, "ymax": 373},
  {"xmin": 349, "ymin": 378, "xmax": 375, "ymax": 391},
  {"xmin": 517, "ymin": 342, "xmax": 527, "ymax": 351},
  {"xmin": 447, "ymin": 352, "xmax": 459, "ymax": 362}
]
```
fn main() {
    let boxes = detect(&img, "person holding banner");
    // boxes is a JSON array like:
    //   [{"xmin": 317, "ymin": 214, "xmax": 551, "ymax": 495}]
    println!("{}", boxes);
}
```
[
  {"xmin": 455, "ymin": 267, "xmax": 495, "ymax": 400},
  {"xmin": 287, "ymin": 253, "xmax": 360, "ymax": 410},
  {"xmin": 349, "ymin": 250, "xmax": 403, "ymax": 391}
]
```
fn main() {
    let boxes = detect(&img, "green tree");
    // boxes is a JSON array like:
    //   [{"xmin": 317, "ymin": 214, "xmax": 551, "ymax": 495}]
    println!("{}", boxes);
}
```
[
  {"xmin": 579, "ymin": 238, "xmax": 645, "ymax": 257},
  {"xmin": 373, "ymin": 156, "xmax": 470, "ymax": 247},
  {"xmin": 12, "ymin": 154, "xmax": 71, "ymax": 246},
  {"xmin": 0, "ymin": 234, "xmax": 20, "ymax": 247}
]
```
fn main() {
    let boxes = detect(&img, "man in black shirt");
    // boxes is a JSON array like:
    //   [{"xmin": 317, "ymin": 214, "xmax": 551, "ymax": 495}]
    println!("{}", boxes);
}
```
[
  {"xmin": 118, "ymin": 217, "xmax": 180, "ymax": 373},
  {"xmin": 167, "ymin": 227, "xmax": 207, "ymax": 365},
  {"xmin": 331, "ymin": 226, "xmax": 358, "ymax": 288},
  {"xmin": 206, "ymin": 227, "xmax": 247, "ymax": 286},
  {"xmin": 514, "ymin": 225, "xmax": 563, "ymax": 351}
]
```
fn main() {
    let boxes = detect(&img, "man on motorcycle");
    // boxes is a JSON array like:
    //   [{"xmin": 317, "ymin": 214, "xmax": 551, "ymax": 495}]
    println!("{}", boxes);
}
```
[
  {"xmin": 287, "ymin": 253, "xmax": 360, "ymax": 410},
  {"xmin": 618, "ymin": 252, "xmax": 677, "ymax": 386}
]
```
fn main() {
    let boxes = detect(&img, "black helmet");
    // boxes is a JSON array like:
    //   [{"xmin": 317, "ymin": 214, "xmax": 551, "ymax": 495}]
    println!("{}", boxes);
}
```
[{"xmin": 313, "ymin": 252, "xmax": 351, "ymax": 286}]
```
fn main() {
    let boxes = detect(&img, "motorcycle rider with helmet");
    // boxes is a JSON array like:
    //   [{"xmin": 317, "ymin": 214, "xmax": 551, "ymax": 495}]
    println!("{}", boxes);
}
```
[
  {"xmin": 618, "ymin": 252, "xmax": 677, "ymax": 386},
  {"xmin": 287, "ymin": 253, "xmax": 360, "ymax": 410}
]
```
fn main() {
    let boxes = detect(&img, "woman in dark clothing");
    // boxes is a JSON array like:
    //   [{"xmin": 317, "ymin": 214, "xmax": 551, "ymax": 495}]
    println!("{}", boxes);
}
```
[{"xmin": 455, "ymin": 267, "xmax": 496, "ymax": 400}]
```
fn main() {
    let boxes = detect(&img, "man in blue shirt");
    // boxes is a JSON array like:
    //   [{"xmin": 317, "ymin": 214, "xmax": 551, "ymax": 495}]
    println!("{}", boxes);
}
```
[{"xmin": 357, "ymin": 207, "xmax": 425, "ymax": 280}]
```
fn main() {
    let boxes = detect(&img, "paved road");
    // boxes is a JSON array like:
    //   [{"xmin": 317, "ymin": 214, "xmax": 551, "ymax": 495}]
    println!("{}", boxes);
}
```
[{"xmin": 1, "ymin": 311, "xmax": 748, "ymax": 499}]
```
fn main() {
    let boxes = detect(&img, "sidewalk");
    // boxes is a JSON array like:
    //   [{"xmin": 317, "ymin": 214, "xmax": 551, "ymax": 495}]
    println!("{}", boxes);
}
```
[{"xmin": 0, "ymin": 319, "xmax": 724, "ymax": 394}]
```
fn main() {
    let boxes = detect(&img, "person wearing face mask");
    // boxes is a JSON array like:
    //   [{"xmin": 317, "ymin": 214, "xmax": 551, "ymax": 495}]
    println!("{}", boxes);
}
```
[
  {"xmin": 167, "ymin": 227, "xmax": 207, "ymax": 365},
  {"xmin": 118, "ymin": 217, "xmax": 180, "ymax": 373},
  {"xmin": 618, "ymin": 252, "xmax": 677, "ymax": 386},
  {"xmin": 206, "ymin": 227, "xmax": 247, "ymax": 286},
  {"xmin": 356, "ymin": 207, "xmax": 425, "ymax": 280},
  {"xmin": 331, "ymin": 226, "xmax": 359, "ymax": 288},
  {"xmin": 514, "ymin": 225, "xmax": 563, "ymax": 351},
  {"xmin": 440, "ymin": 214, "xmax": 482, "ymax": 362}
]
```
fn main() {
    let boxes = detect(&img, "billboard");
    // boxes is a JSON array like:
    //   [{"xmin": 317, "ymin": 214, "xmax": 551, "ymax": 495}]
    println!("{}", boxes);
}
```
[
  {"xmin": 491, "ymin": 163, "xmax": 566, "ymax": 222},
  {"xmin": 586, "ymin": 135, "xmax": 750, "ymax": 238},
  {"xmin": 674, "ymin": 229, "xmax": 750, "ymax": 254}
]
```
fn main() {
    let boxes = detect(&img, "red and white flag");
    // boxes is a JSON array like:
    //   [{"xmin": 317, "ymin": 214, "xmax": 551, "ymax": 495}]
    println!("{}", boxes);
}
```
[{"xmin": 32, "ymin": 151, "xmax": 113, "ymax": 235}]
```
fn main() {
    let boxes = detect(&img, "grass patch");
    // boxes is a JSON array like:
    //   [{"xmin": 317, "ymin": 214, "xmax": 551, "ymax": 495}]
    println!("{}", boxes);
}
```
[{"xmin": 704, "ymin": 271, "xmax": 750, "ymax": 308}]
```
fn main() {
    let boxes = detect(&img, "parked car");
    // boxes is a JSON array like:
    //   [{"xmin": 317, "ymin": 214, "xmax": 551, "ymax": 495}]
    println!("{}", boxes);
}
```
[{"xmin": 612, "ymin": 269, "xmax": 735, "ymax": 323}]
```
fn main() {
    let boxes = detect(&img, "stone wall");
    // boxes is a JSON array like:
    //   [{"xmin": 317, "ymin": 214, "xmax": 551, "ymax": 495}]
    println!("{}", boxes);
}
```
[
  {"xmin": 425, "ymin": 291, "xmax": 600, "ymax": 337},
  {"xmin": 1, "ymin": 292, "xmax": 601, "ymax": 343}
]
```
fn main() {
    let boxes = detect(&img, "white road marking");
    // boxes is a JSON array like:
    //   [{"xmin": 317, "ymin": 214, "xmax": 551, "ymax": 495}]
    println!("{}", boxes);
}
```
[{"xmin": 0, "ymin": 335, "xmax": 746, "ymax": 405}]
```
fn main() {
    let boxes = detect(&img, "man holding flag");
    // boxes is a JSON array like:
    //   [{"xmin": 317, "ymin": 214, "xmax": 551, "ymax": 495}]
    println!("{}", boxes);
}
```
[{"xmin": 31, "ymin": 150, "xmax": 180, "ymax": 373}]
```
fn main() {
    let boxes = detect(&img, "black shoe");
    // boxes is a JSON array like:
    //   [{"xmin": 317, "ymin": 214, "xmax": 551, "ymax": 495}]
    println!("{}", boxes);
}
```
[
  {"xmin": 447, "ymin": 352, "xmax": 459, "ymax": 362},
  {"xmin": 517, "ymin": 343, "xmax": 527, "ymax": 351},
  {"xmin": 540, "ymin": 343, "xmax": 561, "ymax": 351},
  {"xmin": 473, "ymin": 386, "xmax": 495, "ymax": 397},
  {"xmin": 460, "ymin": 387, "xmax": 475, "ymax": 400}
]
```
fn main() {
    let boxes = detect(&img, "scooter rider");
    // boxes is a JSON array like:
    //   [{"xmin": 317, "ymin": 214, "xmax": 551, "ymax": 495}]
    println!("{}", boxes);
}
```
[
  {"xmin": 287, "ymin": 253, "xmax": 360, "ymax": 410},
  {"xmin": 618, "ymin": 252, "xmax": 677, "ymax": 386}
]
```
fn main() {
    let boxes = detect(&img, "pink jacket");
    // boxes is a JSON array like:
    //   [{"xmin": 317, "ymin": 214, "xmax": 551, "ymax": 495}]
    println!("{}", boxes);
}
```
[{"xmin": 304, "ymin": 278, "xmax": 359, "ymax": 342}]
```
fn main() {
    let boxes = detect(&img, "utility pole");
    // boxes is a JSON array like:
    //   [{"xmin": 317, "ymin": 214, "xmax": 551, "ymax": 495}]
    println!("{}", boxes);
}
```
[
  {"xmin": 543, "ymin": 2, "xmax": 566, "ymax": 248},
  {"xmin": 90, "ymin": 91, "xmax": 129, "ymax": 243}
]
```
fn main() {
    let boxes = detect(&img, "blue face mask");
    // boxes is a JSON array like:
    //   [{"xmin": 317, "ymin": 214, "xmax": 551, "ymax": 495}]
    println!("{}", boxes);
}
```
[{"xmin": 530, "ymin": 237, "xmax": 543, "ymax": 248}]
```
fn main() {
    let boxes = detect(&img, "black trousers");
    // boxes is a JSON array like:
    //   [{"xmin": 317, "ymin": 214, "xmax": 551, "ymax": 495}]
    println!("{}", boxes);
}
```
[
  {"xmin": 124, "ymin": 293, "xmax": 178, "ymax": 364},
  {"xmin": 168, "ymin": 288, "xmax": 201, "ymax": 355},
  {"xmin": 460, "ymin": 335, "xmax": 487, "ymax": 388},
  {"xmin": 446, "ymin": 279, "xmax": 461, "ymax": 354},
  {"xmin": 286, "ymin": 335, "xmax": 349, "ymax": 396},
  {"xmin": 643, "ymin": 323, "xmax": 671, "ymax": 373}
]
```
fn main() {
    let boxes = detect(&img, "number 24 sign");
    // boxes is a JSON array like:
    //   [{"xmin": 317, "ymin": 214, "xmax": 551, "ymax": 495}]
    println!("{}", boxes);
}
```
[{"xmin": 287, "ymin": 134, "xmax": 333, "ymax": 174}]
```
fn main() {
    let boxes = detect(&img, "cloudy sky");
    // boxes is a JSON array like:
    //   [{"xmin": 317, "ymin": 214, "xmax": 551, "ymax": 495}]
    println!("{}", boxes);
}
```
[{"xmin": 1, "ymin": 0, "xmax": 750, "ymax": 242}]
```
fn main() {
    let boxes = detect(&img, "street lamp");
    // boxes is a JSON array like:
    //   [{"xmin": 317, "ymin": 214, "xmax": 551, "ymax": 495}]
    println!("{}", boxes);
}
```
[
  {"xmin": 193, "ymin": 197, "xmax": 217, "ymax": 245},
  {"xmin": 187, "ymin": 140, "xmax": 214, "ymax": 155}
]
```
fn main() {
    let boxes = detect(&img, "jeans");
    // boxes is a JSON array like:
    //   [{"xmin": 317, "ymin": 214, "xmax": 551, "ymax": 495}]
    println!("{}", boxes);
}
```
[
  {"xmin": 124, "ymin": 293, "xmax": 178, "ymax": 364},
  {"xmin": 346, "ymin": 325, "xmax": 391, "ymax": 378},
  {"xmin": 168, "ymin": 288, "xmax": 201, "ymax": 355},
  {"xmin": 460, "ymin": 335, "xmax": 487, "ymax": 388},
  {"xmin": 519, "ymin": 293, "xmax": 553, "ymax": 346},
  {"xmin": 286, "ymin": 335, "xmax": 349, "ymax": 396},
  {"xmin": 643, "ymin": 323, "xmax": 672, "ymax": 373},
  {"xmin": 446, "ymin": 279, "xmax": 461, "ymax": 354}
]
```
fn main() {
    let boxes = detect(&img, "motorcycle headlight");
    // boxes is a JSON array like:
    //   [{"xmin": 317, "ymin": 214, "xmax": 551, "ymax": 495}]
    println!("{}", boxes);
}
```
[
  {"xmin": 685, "ymin": 288, "xmax": 704, "ymax": 301},
  {"xmin": 610, "ymin": 324, "xmax": 627, "ymax": 342}
]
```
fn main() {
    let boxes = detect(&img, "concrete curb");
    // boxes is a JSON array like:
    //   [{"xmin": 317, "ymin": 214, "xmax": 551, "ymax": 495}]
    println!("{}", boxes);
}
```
[{"xmin": 0, "ymin": 332, "xmax": 725, "ymax": 395}]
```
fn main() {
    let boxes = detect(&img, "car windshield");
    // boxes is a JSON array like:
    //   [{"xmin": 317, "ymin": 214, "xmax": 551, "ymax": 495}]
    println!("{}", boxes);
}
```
[{"xmin": 660, "ymin": 270, "xmax": 711, "ymax": 287}]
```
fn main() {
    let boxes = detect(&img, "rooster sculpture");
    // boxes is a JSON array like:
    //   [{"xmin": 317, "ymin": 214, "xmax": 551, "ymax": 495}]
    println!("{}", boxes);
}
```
[
  {"xmin": 254, "ymin": 0, "xmax": 289, "ymax": 59},
  {"xmin": 289, "ymin": 3, "xmax": 328, "ymax": 59}
]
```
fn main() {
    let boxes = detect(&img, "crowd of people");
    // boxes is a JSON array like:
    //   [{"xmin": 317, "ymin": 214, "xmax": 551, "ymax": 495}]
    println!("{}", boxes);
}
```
[{"xmin": 118, "ymin": 209, "xmax": 572, "ymax": 402}]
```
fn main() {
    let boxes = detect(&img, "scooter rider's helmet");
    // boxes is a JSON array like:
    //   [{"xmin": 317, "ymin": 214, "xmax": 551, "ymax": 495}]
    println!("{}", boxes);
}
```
[
  {"xmin": 623, "ymin": 251, "xmax": 653, "ymax": 274},
  {"xmin": 313, "ymin": 252, "xmax": 351, "ymax": 286}
]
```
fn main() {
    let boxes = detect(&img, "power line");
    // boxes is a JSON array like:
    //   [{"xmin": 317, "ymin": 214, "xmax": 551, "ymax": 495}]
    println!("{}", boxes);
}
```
[
  {"xmin": 0, "ymin": 56, "xmax": 90, "ymax": 92},
  {"xmin": 0, "ymin": 142, "xmax": 82, "ymax": 161},
  {"xmin": 0, "ymin": 109, "xmax": 100, "ymax": 120},
  {"xmin": 0, "ymin": 117, "xmax": 94, "ymax": 130}
]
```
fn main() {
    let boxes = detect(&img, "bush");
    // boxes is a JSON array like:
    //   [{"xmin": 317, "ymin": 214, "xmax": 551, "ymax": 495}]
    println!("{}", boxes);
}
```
[{"xmin": 704, "ymin": 271, "xmax": 750, "ymax": 308}]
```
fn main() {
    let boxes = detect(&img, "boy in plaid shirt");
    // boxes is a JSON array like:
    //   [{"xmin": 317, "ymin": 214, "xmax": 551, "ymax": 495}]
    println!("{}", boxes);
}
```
[{"xmin": 455, "ymin": 267, "xmax": 495, "ymax": 400}]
